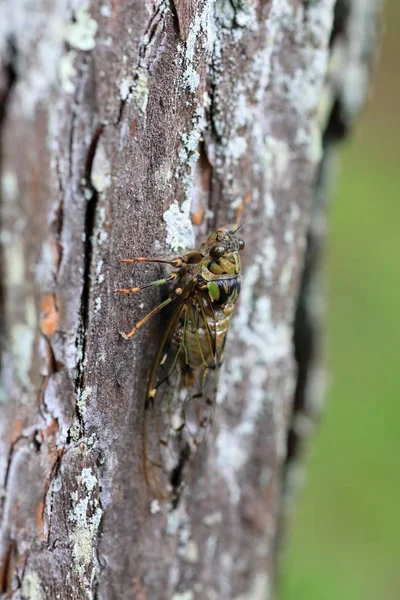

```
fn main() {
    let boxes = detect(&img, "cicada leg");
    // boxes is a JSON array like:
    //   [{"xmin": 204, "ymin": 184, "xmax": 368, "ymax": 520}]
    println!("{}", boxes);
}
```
[
  {"xmin": 120, "ymin": 251, "xmax": 203, "ymax": 267},
  {"xmin": 115, "ymin": 272, "xmax": 179, "ymax": 295},
  {"xmin": 119, "ymin": 286, "xmax": 184, "ymax": 339},
  {"xmin": 120, "ymin": 256, "xmax": 184, "ymax": 267}
]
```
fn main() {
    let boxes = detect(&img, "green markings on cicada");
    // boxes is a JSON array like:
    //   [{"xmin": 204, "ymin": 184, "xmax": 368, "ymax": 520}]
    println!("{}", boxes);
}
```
[
  {"xmin": 207, "ymin": 281, "xmax": 220, "ymax": 302},
  {"xmin": 115, "ymin": 226, "xmax": 245, "ymax": 503}
]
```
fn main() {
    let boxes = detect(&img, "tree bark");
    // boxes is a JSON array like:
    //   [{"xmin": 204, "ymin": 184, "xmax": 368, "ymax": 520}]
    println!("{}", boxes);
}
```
[
  {"xmin": 0, "ymin": 1, "xmax": 381, "ymax": 599},
  {"xmin": 280, "ymin": 0, "xmax": 382, "ymax": 542}
]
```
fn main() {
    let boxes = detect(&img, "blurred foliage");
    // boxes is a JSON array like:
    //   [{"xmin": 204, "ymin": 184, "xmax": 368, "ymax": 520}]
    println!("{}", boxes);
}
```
[{"xmin": 281, "ymin": 2, "xmax": 400, "ymax": 599}]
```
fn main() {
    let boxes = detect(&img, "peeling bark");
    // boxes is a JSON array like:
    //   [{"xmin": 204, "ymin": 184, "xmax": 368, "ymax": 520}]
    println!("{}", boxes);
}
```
[{"xmin": 0, "ymin": 1, "xmax": 381, "ymax": 599}]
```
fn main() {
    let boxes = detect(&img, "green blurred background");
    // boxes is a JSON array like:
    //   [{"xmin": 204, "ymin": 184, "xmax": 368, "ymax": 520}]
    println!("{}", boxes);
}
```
[{"xmin": 281, "ymin": 2, "xmax": 400, "ymax": 599}]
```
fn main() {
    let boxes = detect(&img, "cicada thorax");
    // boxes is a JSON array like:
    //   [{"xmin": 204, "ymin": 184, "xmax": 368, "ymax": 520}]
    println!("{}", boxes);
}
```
[{"xmin": 197, "ymin": 248, "xmax": 241, "ymax": 360}]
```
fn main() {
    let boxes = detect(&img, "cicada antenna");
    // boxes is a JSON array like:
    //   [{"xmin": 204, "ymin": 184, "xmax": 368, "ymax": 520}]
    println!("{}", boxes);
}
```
[{"xmin": 231, "ymin": 218, "xmax": 249, "ymax": 235}]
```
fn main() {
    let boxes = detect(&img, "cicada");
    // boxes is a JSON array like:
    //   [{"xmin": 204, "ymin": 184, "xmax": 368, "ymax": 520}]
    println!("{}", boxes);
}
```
[{"xmin": 116, "ymin": 227, "xmax": 245, "ymax": 504}]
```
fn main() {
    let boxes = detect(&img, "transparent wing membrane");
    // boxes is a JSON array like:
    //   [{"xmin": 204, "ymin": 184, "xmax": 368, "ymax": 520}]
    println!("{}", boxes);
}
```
[{"xmin": 143, "ymin": 292, "xmax": 220, "ymax": 504}]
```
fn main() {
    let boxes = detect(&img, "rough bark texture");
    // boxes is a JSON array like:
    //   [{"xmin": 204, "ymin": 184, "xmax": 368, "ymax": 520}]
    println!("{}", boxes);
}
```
[
  {"xmin": 0, "ymin": 1, "xmax": 381, "ymax": 599},
  {"xmin": 280, "ymin": 0, "xmax": 382, "ymax": 536}
]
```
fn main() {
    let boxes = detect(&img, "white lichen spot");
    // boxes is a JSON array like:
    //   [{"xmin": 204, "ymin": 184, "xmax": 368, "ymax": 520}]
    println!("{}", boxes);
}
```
[
  {"xmin": 22, "ymin": 570, "xmax": 43, "ymax": 600},
  {"xmin": 65, "ymin": 4, "xmax": 98, "ymax": 51},
  {"xmin": 150, "ymin": 499, "xmax": 160, "ymax": 514},
  {"xmin": 11, "ymin": 324, "xmax": 35, "ymax": 391},
  {"xmin": 225, "ymin": 135, "xmax": 248, "ymax": 163},
  {"xmin": 26, "ymin": 295, "xmax": 37, "ymax": 330},
  {"xmin": 71, "ymin": 506, "xmax": 102, "ymax": 577},
  {"xmin": 73, "ymin": 527, "xmax": 92, "ymax": 567},
  {"xmin": 5, "ymin": 240, "xmax": 25, "ymax": 286},
  {"xmin": 119, "ymin": 76, "xmax": 134, "ymax": 101},
  {"xmin": 171, "ymin": 412, "xmax": 185, "ymax": 432},
  {"xmin": 96, "ymin": 207, "xmax": 108, "ymax": 246},
  {"xmin": 1, "ymin": 171, "xmax": 18, "ymax": 200},
  {"xmin": 172, "ymin": 592, "xmax": 194, "ymax": 600},
  {"xmin": 59, "ymin": 50, "xmax": 77, "ymax": 93},
  {"xmin": 203, "ymin": 512, "xmax": 223, "ymax": 527},
  {"xmin": 253, "ymin": 296, "xmax": 291, "ymax": 363},
  {"xmin": 131, "ymin": 72, "xmax": 149, "ymax": 115},
  {"xmin": 178, "ymin": 105, "xmax": 205, "ymax": 172},
  {"xmin": 264, "ymin": 193, "xmax": 275, "ymax": 219},
  {"xmin": 182, "ymin": 66, "xmax": 200, "ymax": 93},
  {"xmin": 79, "ymin": 468, "xmax": 98, "ymax": 492},
  {"xmin": 233, "ymin": 572, "xmax": 270, "ymax": 600},
  {"xmin": 70, "ymin": 497, "xmax": 89, "ymax": 527},
  {"xmin": 264, "ymin": 137, "xmax": 291, "ymax": 187},
  {"xmin": 83, "ymin": 187, "xmax": 93, "ymax": 201},
  {"xmin": 99, "ymin": 230, "xmax": 108, "ymax": 245},
  {"xmin": 69, "ymin": 417, "xmax": 81, "ymax": 443},
  {"xmin": 94, "ymin": 296, "xmax": 102, "ymax": 313},
  {"xmin": 91, "ymin": 141, "xmax": 111, "ymax": 193},
  {"xmin": 308, "ymin": 120, "xmax": 323, "ymax": 163},
  {"xmin": 163, "ymin": 200, "xmax": 194, "ymax": 252},
  {"xmin": 100, "ymin": 3, "xmax": 111, "ymax": 18},
  {"xmin": 167, "ymin": 510, "xmax": 180, "ymax": 536},
  {"xmin": 96, "ymin": 259, "xmax": 103, "ymax": 277},
  {"xmin": 216, "ymin": 428, "xmax": 247, "ymax": 504},
  {"xmin": 185, "ymin": 540, "xmax": 199, "ymax": 563},
  {"xmin": 68, "ymin": 468, "xmax": 103, "ymax": 587},
  {"xmin": 77, "ymin": 385, "xmax": 92, "ymax": 418}
]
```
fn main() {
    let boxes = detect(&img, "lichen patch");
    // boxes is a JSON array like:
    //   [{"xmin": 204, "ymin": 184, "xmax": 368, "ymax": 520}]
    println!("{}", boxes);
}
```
[{"xmin": 65, "ymin": 4, "xmax": 98, "ymax": 51}]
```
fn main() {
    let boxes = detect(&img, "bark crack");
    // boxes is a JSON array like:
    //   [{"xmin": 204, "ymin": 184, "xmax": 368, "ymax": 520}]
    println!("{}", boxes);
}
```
[
  {"xmin": 0, "ymin": 36, "xmax": 18, "ymax": 357},
  {"xmin": 71, "ymin": 123, "xmax": 104, "ymax": 441},
  {"xmin": 169, "ymin": 0, "xmax": 183, "ymax": 39}
]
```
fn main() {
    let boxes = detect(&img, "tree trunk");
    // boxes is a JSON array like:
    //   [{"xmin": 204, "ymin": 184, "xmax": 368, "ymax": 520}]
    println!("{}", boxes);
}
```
[{"xmin": 0, "ymin": 1, "xmax": 380, "ymax": 599}]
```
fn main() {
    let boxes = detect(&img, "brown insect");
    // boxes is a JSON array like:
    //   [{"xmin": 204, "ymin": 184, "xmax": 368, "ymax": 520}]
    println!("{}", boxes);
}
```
[{"xmin": 116, "ymin": 227, "xmax": 245, "ymax": 504}]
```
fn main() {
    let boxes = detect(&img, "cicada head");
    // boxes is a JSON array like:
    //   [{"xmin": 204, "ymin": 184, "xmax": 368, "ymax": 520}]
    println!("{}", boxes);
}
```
[
  {"xmin": 197, "ymin": 227, "xmax": 245, "ymax": 283},
  {"xmin": 200, "ymin": 227, "xmax": 245, "ymax": 260}
]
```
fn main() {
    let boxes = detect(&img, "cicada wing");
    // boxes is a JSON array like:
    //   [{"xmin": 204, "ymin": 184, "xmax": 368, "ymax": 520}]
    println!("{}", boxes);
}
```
[
  {"xmin": 142, "ymin": 306, "xmax": 187, "ymax": 501},
  {"xmin": 142, "ymin": 291, "xmax": 222, "ymax": 503}
]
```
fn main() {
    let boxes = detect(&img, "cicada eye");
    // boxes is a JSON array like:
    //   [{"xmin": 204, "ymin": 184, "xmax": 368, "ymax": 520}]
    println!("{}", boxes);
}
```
[
  {"xmin": 238, "ymin": 239, "xmax": 245, "ymax": 251},
  {"xmin": 210, "ymin": 244, "xmax": 226, "ymax": 259}
]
